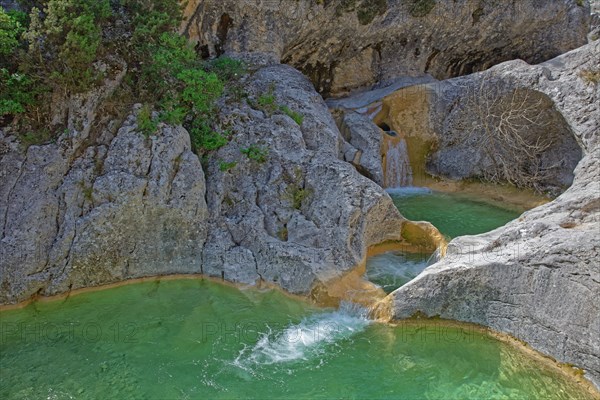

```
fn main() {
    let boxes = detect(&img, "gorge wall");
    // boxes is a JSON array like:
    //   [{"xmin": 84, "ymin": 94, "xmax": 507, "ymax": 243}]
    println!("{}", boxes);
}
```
[
  {"xmin": 387, "ymin": 41, "xmax": 600, "ymax": 387},
  {"xmin": 0, "ymin": 62, "xmax": 420, "ymax": 304},
  {"xmin": 181, "ymin": 0, "xmax": 590, "ymax": 97}
]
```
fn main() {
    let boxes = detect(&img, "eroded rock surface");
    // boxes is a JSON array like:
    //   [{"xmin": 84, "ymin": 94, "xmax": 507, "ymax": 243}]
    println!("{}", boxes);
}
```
[
  {"xmin": 182, "ymin": 0, "xmax": 590, "ymax": 96},
  {"xmin": 388, "ymin": 42, "xmax": 600, "ymax": 387},
  {"xmin": 201, "ymin": 65, "xmax": 408, "ymax": 295},
  {"xmin": 0, "ymin": 110, "xmax": 208, "ymax": 304},
  {"xmin": 0, "ymin": 63, "xmax": 414, "ymax": 304}
]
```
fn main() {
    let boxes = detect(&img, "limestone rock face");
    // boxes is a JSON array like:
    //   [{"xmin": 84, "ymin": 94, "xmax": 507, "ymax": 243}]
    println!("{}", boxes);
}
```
[
  {"xmin": 182, "ymin": 0, "xmax": 590, "ymax": 96},
  {"xmin": 0, "ymin": 111, "xmax": 208, "ymax": 304},
  {"xmin": 336, "ymin": 111, "xmax": 385, "ymax": 186},
  {"xmin": 201, "ymin": 64, "xmax": 407, "ymax": 294},
  {"xmin": 388, "ymin": 42, "xmax": 600, "ymax": 387}
]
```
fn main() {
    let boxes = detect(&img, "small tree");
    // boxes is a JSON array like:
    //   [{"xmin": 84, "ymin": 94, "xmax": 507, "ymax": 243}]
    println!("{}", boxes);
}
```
[{"xmin": 461, "ymin": 77, "xmax": 563, "ymax": 191}]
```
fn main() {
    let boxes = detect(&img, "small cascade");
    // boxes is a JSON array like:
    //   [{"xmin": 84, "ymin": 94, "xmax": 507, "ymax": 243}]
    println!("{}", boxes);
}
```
[{"xmin": 382, "ymin": 132, "xmax": 413, "ymax": 188}]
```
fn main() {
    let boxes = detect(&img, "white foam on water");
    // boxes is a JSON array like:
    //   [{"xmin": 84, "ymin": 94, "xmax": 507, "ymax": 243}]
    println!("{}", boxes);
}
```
[{"xmin": 234, "ymin": 302, "xmax": 371, "ymax": 368}]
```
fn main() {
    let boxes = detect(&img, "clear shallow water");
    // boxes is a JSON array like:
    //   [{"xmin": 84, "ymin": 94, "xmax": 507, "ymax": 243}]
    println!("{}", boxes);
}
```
[
  {"xmin": 366, "ymin": 252, "xmax": 431, "ymax": 294},
  {"xmin": 0, "ymin": 279, "xmax": 594, "ymax": 400},
  {"xmin": 388, "ymin": 188, "xmax": 521, "ymax": 239},
  {"xmin": 366, "ymin": 188, "xmax": 521, "ymax": 294}
]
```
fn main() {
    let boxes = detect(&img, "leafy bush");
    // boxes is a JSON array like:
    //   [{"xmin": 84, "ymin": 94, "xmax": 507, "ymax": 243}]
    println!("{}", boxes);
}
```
[
  {"xmin": 0, "ymin": 8, "xmax": 24, "ymax": 58},
  {"xmin": 137, "ymin": 104, "xmax": 158, "ymax": 137},
  {"xmin": 25, "ymin": 0, "xmax": 112, "ymax": 91},
  {"xmin": 356, "ymin": 0, "xmax": 388, "ymax": 25},
  {"xmin": 208, "ymin": 57, "xmax": 246, "ymax": 82},
  {"xmin": 240, "ymin": 145, "xmax": 269, "ymax": 163},
  {"xmin": 280, "ymin": 105, "xmax": 304, "ymax": 126},
  {"xmin": 284, "ymin": 186, "xmax": 312, "ymax": 209},
  {"xmin": 1, "ymin": 0, "xmax": 247, "ymax": 156},
  {"xmin": 0, "ymin": 69, "xmax": 35, "ymax": 117},
  {"xmin": 218, "ymin": 160, "xmax": 237, "ymax": 172},
  {"xmin": 258, "ymin": 92, "xmax": 277, "ymax": 114}
]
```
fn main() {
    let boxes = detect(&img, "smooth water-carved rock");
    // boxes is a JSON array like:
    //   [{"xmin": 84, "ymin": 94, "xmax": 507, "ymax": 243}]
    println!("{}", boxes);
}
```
[
  {"xmin": 182, "ymin": 0, "xmax": 590, "ymax": 96},
  {"xmin": 0, "ymin": 111, "xmax": 208, "ymax": 304},
  {"xmin": 388, "ymin": 41, "xmax": 600, "ymax": 388}
]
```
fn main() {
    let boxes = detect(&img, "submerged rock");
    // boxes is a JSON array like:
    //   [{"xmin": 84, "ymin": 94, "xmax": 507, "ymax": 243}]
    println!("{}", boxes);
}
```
[
  {"xmin": 387, "ymin": 42, "xmax": 600, "ymax": 387},
  {"xmin": 182, "ymin": 0, "xmax": 590, "ymax": 96}
]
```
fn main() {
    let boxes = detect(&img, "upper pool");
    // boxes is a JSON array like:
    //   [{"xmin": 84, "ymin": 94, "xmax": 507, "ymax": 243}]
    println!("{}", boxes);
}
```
[
  {"xmin": 366, "ymin": 188, "xmax": 525, "ymax": 294},
  {"xmin": 387, "ymin": 188, "xmax": 521, "ymax": 239}
]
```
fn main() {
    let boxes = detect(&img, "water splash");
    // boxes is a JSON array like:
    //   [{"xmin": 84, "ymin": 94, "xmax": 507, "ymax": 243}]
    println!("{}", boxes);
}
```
[
  {"xmin": 384, "ymin": 137, "xmax": 413, "ymax": 188},
  {"xmin": 234, "ymin": 302, "xmax": 371, "ymax": 368}
]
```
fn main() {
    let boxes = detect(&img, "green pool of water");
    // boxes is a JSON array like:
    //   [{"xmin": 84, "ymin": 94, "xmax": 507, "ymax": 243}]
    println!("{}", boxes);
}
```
[
  {"xmin": 387, "ymin": 188, "xmax": 521, "ymax": 239},
  {"xmin": 366, "ymin": 251, "xmax": 431, "ymax": 294},
  {"xmin": 366, "ymin": 188, "xmax": 521, "ymax": 294},
  {"xmin": 1, "ymin": 279, "xmax": 593, "ymax": 399}
]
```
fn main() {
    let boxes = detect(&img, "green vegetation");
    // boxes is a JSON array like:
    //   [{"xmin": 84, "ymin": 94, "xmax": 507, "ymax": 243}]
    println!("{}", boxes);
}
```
[
  {"xmin": 137, "ymin": 104, "xmax": 158, "ymax": 137},
  {"xmin": 357, "ymin": 0, "xmax": 388, "ymax": 25},
  {"xmin": 0, "ymin": 8, "xmax": 25, "ymax": 57},
  {"xmin": 257, "ymin": 85, "xmax": 278, "ymax": 115},
  {"xmin": 282, "ymin": 167, "xmax": 312, "ymax": 209},
  {"xmin": 240, "ymin": 144, "xmax": 269, "ymax": 163},
  {"xmin": 284, "ymin": 185, "xmax": 312, "ymax": 210},
  {"xmin": 218, "ymin": 160, "xmax": 237, "ymax": 172},
  {"xmin": 254, "ymin": 85, "xmax": 304, "ymax": 126},
  {"xmin": 280, "ymin": 105, "xmax": 304, "ymax": 126},
  {"xmin": 409, "ymin": 0, "xmax": 436, "ymax": 17},
  {"xmin": 0, "ymin": 0, "xmax": 246, "ymax": 154}
]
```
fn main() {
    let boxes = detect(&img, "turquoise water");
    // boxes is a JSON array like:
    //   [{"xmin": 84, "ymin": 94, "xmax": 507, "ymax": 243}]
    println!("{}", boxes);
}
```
[
  {"xmin": 366, "ymin": 251, "xmax": 431, "ymax": 294},
  {"xmin": 0, "ymin": 279, "xmax": 594, "ymax": 399},
  {"xmin": 387, "ymin": 188, "xmax": 521, "ymax": 239},
  {"xmin": 366, "ymin": 188, "xmax": 522, "ymax": 294}
]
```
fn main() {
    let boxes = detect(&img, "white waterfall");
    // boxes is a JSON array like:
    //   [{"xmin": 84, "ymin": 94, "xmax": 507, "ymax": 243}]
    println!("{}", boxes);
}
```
[{"xmin": 384, "ymin": 137, "xmax": 413, "ymax": 188}]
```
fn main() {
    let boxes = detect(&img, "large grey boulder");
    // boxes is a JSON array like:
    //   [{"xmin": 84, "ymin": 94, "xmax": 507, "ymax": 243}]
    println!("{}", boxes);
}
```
[
  {"xmin": 388, "ymin": 42, "xmax": 600, "ymax": 387},
  {"xmin": 182, "ymin": 0, "xmax": 590, "ymax": 96},
  {"xmin": 0, "ymin": 110, "xmax": 208, "ymax": 304},
  {"xmin": 202, "ymin": 64, "xmax": 408, "ymax": 295}
]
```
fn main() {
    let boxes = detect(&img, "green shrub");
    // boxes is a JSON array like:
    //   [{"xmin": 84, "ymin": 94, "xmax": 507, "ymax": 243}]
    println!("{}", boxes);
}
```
[
  {"xmin": 0, "ymin": 8, "xmax": 24, "ymax": 58},
  {"xmin": 208, "ymin": 57, "xmax": 247, "ymax": 82},
  {"xmin": 24, "ymin": 0, "xmax": 112, "ymax": 92},
  {"xmin": 0, "ymin": 68, "xmax": 35, "ymax": 117},
  {"xmin": 189, "ymin": 119, "xmax": 228, "ymax": 152},
  {"xmin": 218, "ymin": 160, "xmax": 237, "ymax": 172},
  {"xmin": 284, "ymin": 185, "xmax": 312, "ymax": 209},
  {"xmin": 137, "ymin": 104, "xmax": 158, "ymax": 137},
  {"xmin": 258, "ymin": 91, "xmax": 277, "ymax": 114},
  {"xmin": 178, "ymin": 68, "xmax": 224, "ymax": 114},
  {"xmin": 280, "ymin": 105, "xmax": 304, "ymax": 126},
  {"xmin": 1, "ymin": 0, "xmax": 234, "ymax": 156},
  {"xmin": 240, "ymin": 144, "xmax": 269, "ymax": 163}
]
